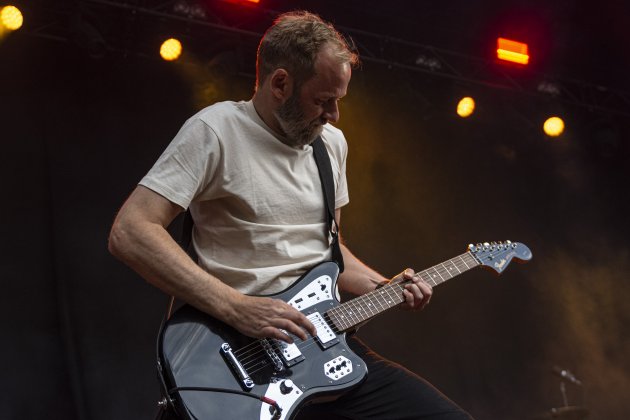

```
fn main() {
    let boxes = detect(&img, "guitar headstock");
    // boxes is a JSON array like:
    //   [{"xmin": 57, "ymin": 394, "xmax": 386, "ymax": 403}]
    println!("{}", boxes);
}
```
[{"xmin": 468, "ymin": 241, "xmax": 532, "ymax": 274}]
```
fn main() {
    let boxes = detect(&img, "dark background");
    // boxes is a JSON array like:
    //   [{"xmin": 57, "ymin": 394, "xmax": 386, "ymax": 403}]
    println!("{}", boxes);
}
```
[{"xmin": 2, "ymin": 1, "xmax": 629, "ymax": 419}]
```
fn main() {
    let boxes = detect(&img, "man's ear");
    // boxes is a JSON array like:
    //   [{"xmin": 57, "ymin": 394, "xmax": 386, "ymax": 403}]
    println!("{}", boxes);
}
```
[{"xmin": 269, "ymin": 69, "xmax": 293, "ymax": 100}]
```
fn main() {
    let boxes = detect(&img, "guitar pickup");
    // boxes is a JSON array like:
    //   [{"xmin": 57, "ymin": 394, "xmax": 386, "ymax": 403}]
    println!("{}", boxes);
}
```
[
  {"xmin": 307, "ymin": 312, "xmax": 338, "ymax": 349},
  {"xmin": 275, "ymin": 338, "xmax": 305, "ymax": 367}
]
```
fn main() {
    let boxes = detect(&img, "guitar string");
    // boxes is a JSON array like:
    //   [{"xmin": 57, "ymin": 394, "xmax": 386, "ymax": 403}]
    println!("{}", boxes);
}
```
[
  {"xmin": 231, "ymin": 246, "xmax": 518, "ymax": 375},
  {"xmin": 236, "ymin": 252, "xmax": 482, "ymax": 371},
  {"xmin": 235, "ymin": 251, "xmax": 479, "ymax": 363},
  {"xmin": 238, "ymin": 256, "xmax": 476, "ymax": 373}
]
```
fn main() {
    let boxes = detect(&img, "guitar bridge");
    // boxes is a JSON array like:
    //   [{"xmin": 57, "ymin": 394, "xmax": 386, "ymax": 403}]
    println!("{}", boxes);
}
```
[
  {"xmin": 219, "ymin": 343, "xmax": 254, "ymax": 390},
  {"xmin": 262, "ymin": 338, "xmax": 287, "ymax": 371}
]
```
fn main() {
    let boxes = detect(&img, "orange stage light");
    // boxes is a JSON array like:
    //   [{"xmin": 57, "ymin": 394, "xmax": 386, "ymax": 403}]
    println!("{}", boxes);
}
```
[{"xmin": 496, "ymin": 37, "xmax": 529, "ymax": 65}]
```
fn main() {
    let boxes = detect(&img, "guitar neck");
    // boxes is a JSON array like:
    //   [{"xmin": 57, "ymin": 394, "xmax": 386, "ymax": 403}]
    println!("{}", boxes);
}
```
[{"xmin": 326, "ymin": 251, "xmax": 480, "ymax": 332}]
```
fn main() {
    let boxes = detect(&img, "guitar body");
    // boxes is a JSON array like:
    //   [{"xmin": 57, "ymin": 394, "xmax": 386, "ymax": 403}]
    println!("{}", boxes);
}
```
[{"xmin": 158, "ymin": 262, "xmax": 368, "ymax": 420}]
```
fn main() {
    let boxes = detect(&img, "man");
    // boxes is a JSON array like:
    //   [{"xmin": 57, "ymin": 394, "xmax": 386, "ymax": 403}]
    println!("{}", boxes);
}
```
[{"xmin": 109, "ymin": 11, "xmax": 472, "ymax": 419}]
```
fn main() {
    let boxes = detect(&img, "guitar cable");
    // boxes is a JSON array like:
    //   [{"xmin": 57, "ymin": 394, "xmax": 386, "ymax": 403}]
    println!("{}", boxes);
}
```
[{"xmin": 168, "ymin": 386, "xmax": 282, "ymax": 419}]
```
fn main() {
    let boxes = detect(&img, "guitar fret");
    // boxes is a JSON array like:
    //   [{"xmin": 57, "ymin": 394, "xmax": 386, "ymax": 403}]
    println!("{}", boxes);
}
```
[
  {"xmin": 433, "ymin": 267, "xmax": 445, "ymax": 283},
  {"xmin": 460, "ymin": 255, "xmax": 471, "ymax": 270},
  {"xmin": 347, "ymin": 300, "xmax": 364, "ymax": 324},
  {"xmin": 329, "ymin": 307, "xmax": 347, "ymax": 331},
  {"xmin": 419, "ymin": 271, "xmax": 435, "ymax": 286},
  {"xmin": 382, "ymin": 286, "xmax": 396, "ymax": 308},
  {"xmin": 356, "ymin": 295, "xmax": 373, "ymax": 322},
  {"xmin": 334, "ymin": 306, "xmax": 350, "ymax": 330},
  {"xmin": 440, "ymin": 263, "xmax": 453, "ymax": 279},
  {"xmin": 365, "ymin": 294, "xmax": 377, "ymax": 317},
  {"xmin": 450, "ymin": 260, "xmax": 462, "ymax": 274},
  {"xmin": 375, "ymin": 290, "xmax": 388, "ymax": 311}
]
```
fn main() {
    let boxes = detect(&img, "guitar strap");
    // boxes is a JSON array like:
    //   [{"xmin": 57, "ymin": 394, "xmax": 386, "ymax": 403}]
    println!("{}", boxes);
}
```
[{"xmin": 311, "ymin": 136, "xmax": 345, "ymax": 272}]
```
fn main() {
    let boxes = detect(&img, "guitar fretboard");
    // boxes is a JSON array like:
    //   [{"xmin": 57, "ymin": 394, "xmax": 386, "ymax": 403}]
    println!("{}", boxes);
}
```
[{"xmin": 325, "ymin": 252, "xmax": 480, "ymax": 332}]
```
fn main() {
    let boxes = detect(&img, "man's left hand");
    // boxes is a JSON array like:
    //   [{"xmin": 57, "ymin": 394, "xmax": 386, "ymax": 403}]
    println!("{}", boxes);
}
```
[{"xmin": 390, "ymin": 268, "xmax": 432, "ymax": 311}]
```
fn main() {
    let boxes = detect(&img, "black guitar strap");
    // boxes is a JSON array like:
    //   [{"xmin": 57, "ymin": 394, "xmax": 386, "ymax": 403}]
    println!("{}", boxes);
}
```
[{"xmin": 311, "ymin": 136, "xmax": 345, "ymax": 272}]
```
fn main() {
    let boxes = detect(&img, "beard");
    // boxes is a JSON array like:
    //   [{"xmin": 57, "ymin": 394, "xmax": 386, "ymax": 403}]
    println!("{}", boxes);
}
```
[{"xmin": 274, "ymin": 93, "xmax": 324, "ymax": 148}]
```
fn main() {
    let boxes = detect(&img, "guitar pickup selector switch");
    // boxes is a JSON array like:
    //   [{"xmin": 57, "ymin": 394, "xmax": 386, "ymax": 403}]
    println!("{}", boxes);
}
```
[{"xmin": 324, "ymin": 356, "xmax": 353, "ymax": 381}]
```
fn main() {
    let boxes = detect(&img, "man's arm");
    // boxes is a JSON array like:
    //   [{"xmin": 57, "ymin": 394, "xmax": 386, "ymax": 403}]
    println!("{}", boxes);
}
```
[
  {"xmin": 334, "ymin": 209, "xmax": 432, "ymax": 310},
  {"xmin": 108, "ymin": 185, "xmax": 315, "ymax": 343}
]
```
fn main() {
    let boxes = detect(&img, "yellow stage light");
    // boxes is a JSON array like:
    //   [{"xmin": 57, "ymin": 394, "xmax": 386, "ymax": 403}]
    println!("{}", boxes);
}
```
[
  {"xmin": 1, "ymin": 5, "xmax": 23, "ymax": 31},
  {"xmin": 160, "ymin": 38, "xmax": 182, "ymax": 61},
  {"xmin": 456, "ymin": 97, "xmax": 475, "ymax": 118},
  {"xmin": 543, "ymin": 116, "xmax": 565, "ymax": 137}
]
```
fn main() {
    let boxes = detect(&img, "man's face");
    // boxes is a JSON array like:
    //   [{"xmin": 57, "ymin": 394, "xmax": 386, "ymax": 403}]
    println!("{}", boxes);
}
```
[{"xmin": 274, "ymin": 45, "xmax": 352, "ymax": 148}]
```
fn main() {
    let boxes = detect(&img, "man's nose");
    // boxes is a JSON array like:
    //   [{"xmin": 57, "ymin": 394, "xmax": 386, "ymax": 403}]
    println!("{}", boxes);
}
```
[{"xmin": 323, "ymin": 101, "xmax": 339, "ymax": 123}]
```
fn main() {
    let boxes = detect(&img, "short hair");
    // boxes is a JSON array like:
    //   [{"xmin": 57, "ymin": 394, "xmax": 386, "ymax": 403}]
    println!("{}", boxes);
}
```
[{"xmin": 255, "ymin": 11, "xmax": 359, "ymax": 90}]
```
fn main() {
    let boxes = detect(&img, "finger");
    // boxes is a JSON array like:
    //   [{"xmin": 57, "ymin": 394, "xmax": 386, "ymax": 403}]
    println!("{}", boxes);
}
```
[
  {"xmin": 391, "ymin": 268, "xmax": 415, "ymax": 284},
  {"xmin": 404, "ymin": 284, "xmax": 424, "ymax": 309},
  {"xmin": 279, "ymin": 303, "xmax": 317, "ymax": 337},
  {"xmin": 273, "ymin": 317, "xmax": 311, "ymax": 342},
  {"xmin": 415, "ymin": 279, "xmax": 433, "ymax": 302},
  {"xmin": 402, "ymin": 289, "xmax": 416, "ymax": 308},
  {"xmin": 261, "ymin": 326, "xmax": 294, "ymax": 343}
]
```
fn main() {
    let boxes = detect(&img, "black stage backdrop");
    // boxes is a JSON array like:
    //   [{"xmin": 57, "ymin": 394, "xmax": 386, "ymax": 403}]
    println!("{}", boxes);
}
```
[{"xmin": 2, "ymin": 23, "xmax": 630, "ymax": 420}]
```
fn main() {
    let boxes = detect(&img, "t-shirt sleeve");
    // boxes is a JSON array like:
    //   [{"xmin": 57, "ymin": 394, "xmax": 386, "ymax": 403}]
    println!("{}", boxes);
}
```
[{"xmin": 139, "ymin": 117, "xmax": 221, "ymax": 209}]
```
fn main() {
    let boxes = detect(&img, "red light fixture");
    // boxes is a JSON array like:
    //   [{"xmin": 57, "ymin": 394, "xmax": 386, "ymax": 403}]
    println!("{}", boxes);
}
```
[{"xmin": 496, "ymin": 37, "xmax": 529, "ymax": 65}]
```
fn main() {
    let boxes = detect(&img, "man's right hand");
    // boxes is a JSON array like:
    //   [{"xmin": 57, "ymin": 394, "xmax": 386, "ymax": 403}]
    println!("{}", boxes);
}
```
[{"xmin": 227, "ymin": 294, "xmax": 317, "ymax": 344}]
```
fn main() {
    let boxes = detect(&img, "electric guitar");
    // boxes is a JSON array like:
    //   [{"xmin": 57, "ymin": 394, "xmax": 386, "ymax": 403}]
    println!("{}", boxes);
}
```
[{"xmin": 157, "ymin": 241, "xmax": 532, "ymax": 419}]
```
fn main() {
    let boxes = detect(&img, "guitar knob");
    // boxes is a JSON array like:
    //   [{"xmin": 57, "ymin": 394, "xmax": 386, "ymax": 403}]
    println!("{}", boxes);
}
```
[{"xmin": 280, "ymin": 379, "xmax": 294, "ymax": 394}]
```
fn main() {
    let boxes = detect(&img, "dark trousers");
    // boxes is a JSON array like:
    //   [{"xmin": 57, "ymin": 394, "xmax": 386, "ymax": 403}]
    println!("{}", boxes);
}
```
[
  {"xmin": 157, "ymin": 336, "xmax": 473, "ymax": 420},
  {"xmin": 296, "ymin": 336, "xmax": 473, "ymax": 420}
]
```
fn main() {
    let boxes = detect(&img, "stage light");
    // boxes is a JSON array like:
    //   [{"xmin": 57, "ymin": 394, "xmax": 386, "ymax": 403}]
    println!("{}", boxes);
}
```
[
  {"xmin": 543, "ymin": 116, "xmax": 564, "ymax": 137},
  {"xmin": 160, "ymin": 38, "xmax": 182, "ymax": 61},
  {"xmin": 221, "ymin": 0, "xmax": 260, "ymax": 4},
  {"xmin": 456, "ymin": 97, "xmax": 475, "ymax": 118},
  {"xmin": 1, "ymin": 5, "xmax": 23, "ymax": 31},
  {"xmin": 497, "ymin": 37, "xmax": 529, "ymax": 65}
]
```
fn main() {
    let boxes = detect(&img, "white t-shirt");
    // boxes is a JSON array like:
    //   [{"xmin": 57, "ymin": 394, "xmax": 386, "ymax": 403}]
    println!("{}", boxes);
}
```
[{"xmin": 140, "ymin": 100, "xmax": 349, "ymax": 294}]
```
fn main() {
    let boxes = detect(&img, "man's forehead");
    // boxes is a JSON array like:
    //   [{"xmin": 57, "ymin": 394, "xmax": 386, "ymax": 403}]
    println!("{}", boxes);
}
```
[{"xmin": 303, "ymin": 48, "xmax": 351, "ymax": 93}]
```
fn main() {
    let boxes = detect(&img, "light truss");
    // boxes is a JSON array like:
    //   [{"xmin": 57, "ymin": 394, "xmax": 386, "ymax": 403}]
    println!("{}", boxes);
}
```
[{"xmin": 21, "ymin": 0, "xmax": 630, "ymax": 117}]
